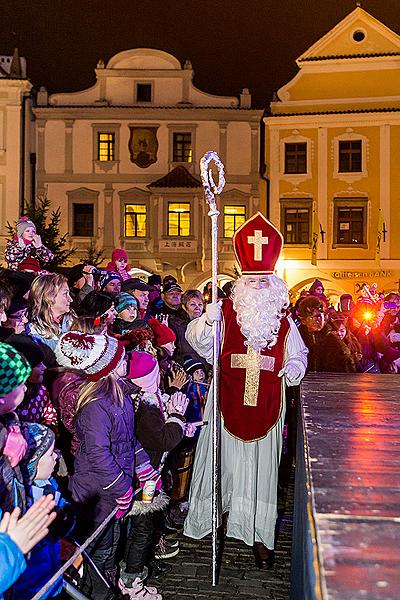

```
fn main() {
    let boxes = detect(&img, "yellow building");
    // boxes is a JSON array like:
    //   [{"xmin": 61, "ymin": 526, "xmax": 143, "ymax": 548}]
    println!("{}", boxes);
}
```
[{"xmin": 264, "ymin": 6, "xmax": 400, "ymax": 303}]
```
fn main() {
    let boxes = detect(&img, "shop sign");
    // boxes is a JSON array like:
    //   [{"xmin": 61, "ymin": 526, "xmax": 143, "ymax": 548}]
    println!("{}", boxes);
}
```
[{"xmin": 331, "ymin": 270, "xmax": 393, "ymax": 280}]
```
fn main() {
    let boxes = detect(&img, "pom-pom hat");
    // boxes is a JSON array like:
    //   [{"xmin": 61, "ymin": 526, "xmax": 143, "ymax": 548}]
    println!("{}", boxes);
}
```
[
  {"xmin": 147, "ymin": 318, "xmax": 176, "ymax": 346},
  {"xmin": 56, "ymin": 332, "xmax": 125, "ymax": 381},
  {"xmin": 233, "ymin": 211, "xmax": 283, "ymax": 275},
  {"xmin": 16, "ymin": 216, "xmax": 36, "ymax": 238},
  {"xmin": 21, "ymin": 422, "xmax": 55, "ymax": 482}
]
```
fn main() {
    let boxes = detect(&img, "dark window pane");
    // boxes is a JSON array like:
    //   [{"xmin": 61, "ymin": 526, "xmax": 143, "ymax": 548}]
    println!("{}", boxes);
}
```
[
  {"xmin": 336, "ymin": 206, "xmax": 365, "ymax": 244},
  {"xmin": 338, "ymin": 140, "xmax": 362, "ymax": 172},
  {"xmin": 173, "ymin": 133, "xmax": 192, "ymax": 162},
  {"xmin": 284, "ymin": 143, "xmax": 307, "ymax": 174},
  {"xmin": 136, "ymin": 84, "xmax": 152, "ymax": 102},
  {"xmin": 283, "ymin": 206, "xmax": 310, "ymax": 244},
  {"xmin": 73, "ymin": 203, "xmax": 94, "ymax": 236}
]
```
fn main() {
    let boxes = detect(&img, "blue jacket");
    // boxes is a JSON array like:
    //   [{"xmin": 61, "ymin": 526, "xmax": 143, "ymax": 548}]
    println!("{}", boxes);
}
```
[
  {"xmin": 12, "ymin": 479, "xmax": 65, "ymax": 600},
  {"xmin": 0, "ymin": 532, "xmax": 26, "ymax": 600}
]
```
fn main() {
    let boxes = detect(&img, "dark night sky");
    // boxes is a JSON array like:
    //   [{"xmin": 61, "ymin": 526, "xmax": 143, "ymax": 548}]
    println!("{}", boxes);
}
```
[{"xmin": 2, "ymin": 0, "xmax": 400, "ymax": 108}]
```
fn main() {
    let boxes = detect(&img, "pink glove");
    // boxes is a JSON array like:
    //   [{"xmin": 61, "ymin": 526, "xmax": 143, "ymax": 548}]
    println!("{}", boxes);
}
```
[
  {"xmin": 3, "ymin": 425, "xmax": 28, "ymax": 467},
  {"xmin": 136, "ymin": 462, "xmax": 162, "ymax": 491},
  {"xmin": 115, "ymin": 486, "xmax": 133, "ymax": 519}
]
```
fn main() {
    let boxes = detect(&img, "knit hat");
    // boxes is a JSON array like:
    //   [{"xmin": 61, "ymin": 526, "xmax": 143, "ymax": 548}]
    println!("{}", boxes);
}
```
[
  {"xmin": 68, "ymin": 263, "xmax": 86, "ymax": 287},
  {"xmin": 127, "ymin": 351, "xmax": 158, "ymax": 379},
  {"xmin": 148, "ymin": 318, "xmax": 176, "ymax": 346},
  {"xmin": 55, "ymin": 332, "xmax": 125, "ymax": 381},
  {"xmin": 0, "ymin": 342, "xmax": 31, "ymax": 397},
  {"xmin": 183, "ymin": 355, "xmax": 206, "ymax": 376},
  {"xmin": 309, "ymin": 279, "xmax": 324, "ymax": 294},
  {"xmin": 115, "ymin": 293, "xmax": 138, "ymax": 314},
  {"xmin": 111, "ymin": 248, "xmax": 128, "ymax": 263},
  {"xmin": 17, "ymin": 257, "xmax": 41, "ymax": 272},
  {"xmin": 6, "ymin": 334, "xmax": 45, "ymax": 369},
  {"xmin": 98, "ymin": 271, "xmax": 122, "ymax": 291},
  {"xmin": 16, "ymin": 216, "xmax": 36, "ymax": 238},
  {"xmin": 21, "ymin": 422, "xmax": 55, "ymax": 481}
]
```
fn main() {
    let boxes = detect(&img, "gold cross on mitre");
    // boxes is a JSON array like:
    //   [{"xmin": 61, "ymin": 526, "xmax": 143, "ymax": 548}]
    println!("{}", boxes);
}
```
[
  {"xmin": 247, "ymin": 230, "xmax": 269, "ymax": 261},
  {"xmin": 231, "ymin": 346, "xmax": 275, "ymax": 406}
]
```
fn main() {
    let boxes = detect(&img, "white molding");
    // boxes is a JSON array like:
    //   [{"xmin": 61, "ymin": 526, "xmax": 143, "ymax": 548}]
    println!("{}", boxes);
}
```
[
  {"xmin": 379, "ymin": 124, "xmax": 390, "ymax": 259},
  {"xmin": 331, "ymin": 129, "xmax": 368, "ymax": 184}
]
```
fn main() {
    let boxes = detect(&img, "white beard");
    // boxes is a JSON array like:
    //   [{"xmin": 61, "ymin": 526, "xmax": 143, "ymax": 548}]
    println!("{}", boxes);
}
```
[{"xmin": 231, "ymin": 275, "xmax": 289, "ymax": 350}]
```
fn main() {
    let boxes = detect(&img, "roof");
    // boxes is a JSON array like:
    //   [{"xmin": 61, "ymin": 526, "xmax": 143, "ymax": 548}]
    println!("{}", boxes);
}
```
[
  {"xmin": 149, "ymin": 165, "xmax": 202, "ymax": 188},
  {"xmin": 299, "ymin": 51, "xmax": 400, "ymax": 62}
]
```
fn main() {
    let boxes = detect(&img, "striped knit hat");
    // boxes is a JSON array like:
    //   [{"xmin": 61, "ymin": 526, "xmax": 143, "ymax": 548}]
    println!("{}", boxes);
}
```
[
  {"xmin": 55, "ymin": 331, "xmax": 125, "ymax": 381},
  {"xmin": 115, "ymin": 292, "xmax": 138, "ymax": 314}
]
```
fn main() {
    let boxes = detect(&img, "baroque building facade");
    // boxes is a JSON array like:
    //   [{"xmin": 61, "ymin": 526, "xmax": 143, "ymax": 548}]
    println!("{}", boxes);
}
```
[
  {"xmin": 264, "ymin": 7, "xmax": 400, "ymax": 301},
  {"xmin": 33, "ymin": 48, "xmax": 262, "ymax": 287},
  {"xmin": 0, "ymin": 50, "xmax": 32, "ymax": 247}
]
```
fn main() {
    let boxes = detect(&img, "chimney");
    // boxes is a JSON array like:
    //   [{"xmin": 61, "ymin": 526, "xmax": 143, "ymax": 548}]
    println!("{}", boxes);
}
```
[
  {"xmin": 37, "ymin": 86, "xmax": 48, "ymax": 106},
  {"xmin": 240, "ymin": 88, "xmax": 251, "ymax": 108}
]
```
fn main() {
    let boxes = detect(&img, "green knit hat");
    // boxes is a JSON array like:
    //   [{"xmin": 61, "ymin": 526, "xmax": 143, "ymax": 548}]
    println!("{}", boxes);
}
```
[
  {"xmin": 115, "ymin": 292, "xmax": 138, "ymax": 314},
  {"xmin": 0, "ymin": 342, "xmax": 31, "ymax": 397}
]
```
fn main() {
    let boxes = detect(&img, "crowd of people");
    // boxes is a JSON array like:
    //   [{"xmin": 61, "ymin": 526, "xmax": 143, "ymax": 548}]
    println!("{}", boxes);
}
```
[{"xmin": 1, "ymin": 214, "xmax": 399, "ymax": 599}]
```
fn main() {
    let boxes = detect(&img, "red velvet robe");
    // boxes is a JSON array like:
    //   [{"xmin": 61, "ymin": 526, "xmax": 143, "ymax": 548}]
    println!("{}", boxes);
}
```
[{"xmin": 219, "ymin": 299, "xmax": 290, "ymax": 442}]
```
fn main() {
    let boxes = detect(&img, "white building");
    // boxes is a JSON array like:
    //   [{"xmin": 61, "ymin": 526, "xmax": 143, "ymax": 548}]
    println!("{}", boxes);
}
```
[
  {"xmin": 33, "ymin": 48, "xmax": 262, "ymax": 286},
  {"xmin": 0, "ymin": 49, "xmax": 32, "ymax": 254}
]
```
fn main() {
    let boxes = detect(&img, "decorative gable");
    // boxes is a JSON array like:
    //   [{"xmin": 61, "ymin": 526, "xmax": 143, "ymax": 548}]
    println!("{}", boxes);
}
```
[{"xmin": 298, "ymin": 7, "xmax": 400, "ymax": 63}]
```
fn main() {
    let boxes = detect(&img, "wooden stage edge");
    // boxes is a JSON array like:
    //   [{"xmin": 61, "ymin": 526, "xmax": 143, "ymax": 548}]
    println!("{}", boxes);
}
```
[{"xmin": 291, "ymin": 373, "xmax": 400, "ymax": 600}]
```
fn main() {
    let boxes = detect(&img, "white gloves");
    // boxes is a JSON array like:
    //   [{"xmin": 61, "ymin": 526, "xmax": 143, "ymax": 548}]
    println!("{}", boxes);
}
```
[
  {"xmin": 279, "ymin": 363, "xmax": 302, "ymax": 382},
  {"xmin": 206, "ymin": 301, "xmax": 222, "ymax": 324}
]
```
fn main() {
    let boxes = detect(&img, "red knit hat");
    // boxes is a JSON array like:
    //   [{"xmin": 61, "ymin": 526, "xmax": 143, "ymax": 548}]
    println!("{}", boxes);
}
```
[
  {"xmin": 55, "ymin": 332, "xmax": 125, "ymax": 381},
  {"xmin": 148, "ymin": 318, "xmax": 176, "ymax": 346},
  {"xmin": 233, "ymin": 211, "xmax": 283, "ymax": 275},
  {"xmin": 17, "ymin": 257, "xmax": 41, "ymax": 272}
]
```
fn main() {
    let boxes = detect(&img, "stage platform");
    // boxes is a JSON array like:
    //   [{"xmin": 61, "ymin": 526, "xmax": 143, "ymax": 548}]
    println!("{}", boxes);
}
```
[{"xmin": 291, "ymin": 373, "xmax": 400, "ymax": 600}]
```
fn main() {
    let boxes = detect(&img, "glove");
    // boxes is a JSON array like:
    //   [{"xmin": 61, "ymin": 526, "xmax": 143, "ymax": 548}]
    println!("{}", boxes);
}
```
[
  {"xmin": 206, "ymin": 301, "xmax": 222, "ymax": 325},
  {"xmin": 3, "ymin": 425, "xmax": 28, "ymax": 468},
  {"xmin": 167, "ymin": 391, "xmax": 189, "ymax": 416},
  {"xmin": 115, "ymin": 486, "xmax": 133, "ymax": 519},
  {"xmin": 136, "ymin": 462, "xmax": 162, "ymax": 491},
  {"xmin": 279, "ymin": 363, "xmax": 302, "ymax": 382}
]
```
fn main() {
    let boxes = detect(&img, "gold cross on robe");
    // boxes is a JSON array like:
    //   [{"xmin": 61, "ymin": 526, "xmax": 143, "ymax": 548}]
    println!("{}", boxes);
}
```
[{"xmin": 231, "ymin": 346, "xmax": 275, "ymax": 406}]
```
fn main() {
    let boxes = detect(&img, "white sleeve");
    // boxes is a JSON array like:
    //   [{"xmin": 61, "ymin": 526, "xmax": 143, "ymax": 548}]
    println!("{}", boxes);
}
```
[
  {"xmin": 283, "ymin": 316, "xmax": 308, "ymax": 387},
  {"xmin": 185, "ymin": 313, "xmax": 215, "ymax": 365}
]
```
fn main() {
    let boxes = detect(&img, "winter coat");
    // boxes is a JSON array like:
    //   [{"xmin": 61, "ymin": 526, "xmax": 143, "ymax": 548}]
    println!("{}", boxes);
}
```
[
  {"xmin": 169, "ymin": 313, "xmax": 207, "ymax": 368},
  {"xmin": 4, "ymin": 239, "xmax": 54, "ymax": 270},
  {"xmin": 28, "ymin": 314, "xmax": 74, "ymax": 367},
  {"xmin": 71, "ymin": 384, "xmax": 145, "ymax": 522},
  {"xmin": 13, "ymin": 479, "xmax": 67, "ymax": 600},
  {"xmin": 134, "ymin": 390, "xmax": 185, "ymax": 469},
  {"xmin": 52, "ymin": 371, "xmax": 86, "ymax": 458},
  {"xmin": 0, "ymin": 530, "xmax": 26, "ymax": 600},
  {"xmin": 298, "ymin": 324, "xmax": 356, "ymax": 373}
]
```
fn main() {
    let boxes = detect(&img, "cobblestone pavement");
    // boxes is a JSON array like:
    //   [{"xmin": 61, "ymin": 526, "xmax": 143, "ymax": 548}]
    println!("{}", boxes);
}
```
[{"xmin": 150, "ymin": 466, "xmax": 294, "ymax": 600}]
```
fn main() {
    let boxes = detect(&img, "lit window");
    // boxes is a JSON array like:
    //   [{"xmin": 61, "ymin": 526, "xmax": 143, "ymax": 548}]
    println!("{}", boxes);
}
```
[
  {"xmin": 136, "ymin": 83, "xmax": 152, "ymax": 102},
  {"xmin": 173, "ymin": 133, "xmax": 192, "ymax": 163},
  {"xmin": 73, "ymin": 203, "xmax": 94, "ymax": 237},
  {"xmin": 168, "ymin": 203, "xmax": 191, "ymax": 236},
  {"xmin": 336, "ymin": 206, "xmax": 365, "ymax": 245},
  {"xmin": 284, "ymin": 143, "xmax": 307, "ymax": 174},
  {"xmin": 97, "ymin": 133, "xmax": 115, "ymax": 161},
  {"xmin": 338, "ymin": 140, "xmax": 362, "ymax": 172},
  {"xmin": 283, "ymin": 208, "xmax": 310, "ymax": 244},
  {"xmin": 124, "ymin": 204, "xmax": 147, "ymax": 237},
  {"xmin": 223, "ymin": 205, "xmax": 246, "ymax": 238}
]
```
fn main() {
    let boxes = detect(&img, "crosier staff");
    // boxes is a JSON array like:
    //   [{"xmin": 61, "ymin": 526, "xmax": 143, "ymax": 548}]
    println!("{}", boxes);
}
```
[{"xmin": 200, "ymin": 151, "xmax": 225, "ymax": 586}]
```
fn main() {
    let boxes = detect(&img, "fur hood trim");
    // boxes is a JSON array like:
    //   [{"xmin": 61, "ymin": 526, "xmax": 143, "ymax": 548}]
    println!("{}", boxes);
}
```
[{"xmin": 127, "ymin": 489, "xmax": 170, "ymax": 516}]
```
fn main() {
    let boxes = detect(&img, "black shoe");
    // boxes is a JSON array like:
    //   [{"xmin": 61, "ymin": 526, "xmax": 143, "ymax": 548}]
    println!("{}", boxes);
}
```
[
  {"xmin": 149, "ymin": 560, "xmax": 172, "ymax": 579},
  {"xmin": 163, "ymin": 513, "xmax": 181, "ymax": 535},
  {"xmin": 252, "ymin": 542, "xmax": 275, "ymax": 569}
]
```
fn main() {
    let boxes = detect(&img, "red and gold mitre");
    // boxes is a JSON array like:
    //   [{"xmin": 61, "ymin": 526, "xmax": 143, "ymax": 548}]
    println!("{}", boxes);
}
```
[{"xmin": 232, "ymin": 212, "xmax": 283, "ymax": 275}]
